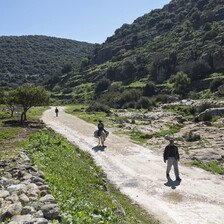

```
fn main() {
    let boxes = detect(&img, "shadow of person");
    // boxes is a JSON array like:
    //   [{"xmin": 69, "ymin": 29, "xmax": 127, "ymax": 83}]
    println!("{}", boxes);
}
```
[
  {"xmin": 92, "ymin": 145, "xmax": 106, "ymax": 152},
  {"xmin": 164, "ymin": 177, "xmax": 181, "ymax": 189}
]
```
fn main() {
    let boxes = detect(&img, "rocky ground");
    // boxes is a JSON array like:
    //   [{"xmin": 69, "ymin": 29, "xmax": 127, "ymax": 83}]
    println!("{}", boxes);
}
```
[
  {"xmin": 109, "ymin": 99, "xmax": 224, "ymax": 167},
  {"xmin": 0, "ymin": 149, "xmax": 61, "ymax": 224}
]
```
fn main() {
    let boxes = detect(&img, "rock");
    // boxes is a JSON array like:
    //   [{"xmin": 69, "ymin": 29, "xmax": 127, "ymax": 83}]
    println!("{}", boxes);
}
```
[
  {"xmin": 37, "ymin": 171, "xmax": 45, "ymax": 180},
  {"xmin": 19, "ymin": 193, "xmax": 30, "ymax": 204},
  {"xmin": 32, "ymin": 217, "xmax": 49, "ymax": 224},
  {"xmin": 7, "ymin": 184, "xmax": 25, "ymax": 192},
  {"xmin": 41, "ymin": 204, "xmax": 60, "ymax": 220},
  {"xmin": 195, "ymin": 108, "xmax": 224, "ymax": 121},
  {"xmin": 40, "ymin": 190, "xmax": 51, "ymax": 197},
  {"xmin": 39, "ymin": 185, "xmax": 51, "ymax": 191},
  {"xmin": 0, "ymin": 202, "xmax": 22, "ymax": 221},
  {"xmin": 6, "ymin": 193, "xmax": 19, "ymax": 203},
  {"xmin": 21, "ymin": 205, "xmax": 36, "ymax": 215},
  {"xmin": 9, "ymin": 214, "xmax": 33, "ymax": 223},
  {"xmin": 34, "ymin": 210, "xmax": 44, "ymax": 218},
  {"xmin": 218, "ymin": 84, "xmax": 224, "ymax": 95},
  {"xmin": 0, "ymin": 190, "xmax": 10, "ymax": 198},
  {"xmin": 40, "ymin": 194, "xmax": 56, "ymax": 204}
]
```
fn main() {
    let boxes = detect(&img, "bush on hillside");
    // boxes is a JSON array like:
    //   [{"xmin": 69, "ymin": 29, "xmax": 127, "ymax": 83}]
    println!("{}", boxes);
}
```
[
  {"xmin": 86, "ymin": 102, "xmax": 111, "ymax": 113},
  {"xmin": 210, "ymin": 78, "xmax": 224, "ymax": 92},
  {"xmin": 197, "ymin": 102, "xmax": 213, "ymax": 113},
  {"xmin": 169, "ymin": 72, "xmax": 191, "ymax": 95},
  {"xmin": 136, "ymin": 97, "xmax": 152, "ymax": 109},
  {"xmin": 95, "ymin": 78, "xmax": 111, "ymax": 93},
  {"xmin": 183, "ymin": 131, "xmax": 201, "ymax": 142},
  {"xmin": 143, "ymin": 82, "xmax": 156, "ymax": 97}
]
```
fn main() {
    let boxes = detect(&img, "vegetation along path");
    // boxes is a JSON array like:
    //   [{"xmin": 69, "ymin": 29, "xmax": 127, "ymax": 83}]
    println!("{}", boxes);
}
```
[{"xmin": 42, "ymin": 107, "xmax": 224, "ymax": 224}]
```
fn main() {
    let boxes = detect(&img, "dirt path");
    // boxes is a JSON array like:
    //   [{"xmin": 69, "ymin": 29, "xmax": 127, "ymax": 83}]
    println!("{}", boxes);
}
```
[{"xmin": 42, "ymin": 107, "xmax": 224, "ymax": 224}]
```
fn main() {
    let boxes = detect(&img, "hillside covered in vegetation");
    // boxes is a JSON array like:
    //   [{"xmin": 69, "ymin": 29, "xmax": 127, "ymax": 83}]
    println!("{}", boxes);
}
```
[
  {"xmin": 51, "ymin": 0, "xmax": 224, "ymax": 107},
  {"xmin": 0, "ymin": 35, "xmax": 95, "ymax": 89}
]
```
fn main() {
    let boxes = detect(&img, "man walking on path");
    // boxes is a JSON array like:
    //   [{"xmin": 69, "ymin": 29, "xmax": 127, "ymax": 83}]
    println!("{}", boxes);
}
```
[
  {"xmin": 55, "ymin": 107, "xmax": 59, "ymax": 117},
  {"xmin": 163, "ymin": 139, "xmax": 181, "ymax": 181}
]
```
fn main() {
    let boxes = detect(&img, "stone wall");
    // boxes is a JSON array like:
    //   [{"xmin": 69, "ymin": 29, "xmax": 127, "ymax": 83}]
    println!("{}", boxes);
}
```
[{"xmin": 0, "ymin": 150, "xmax": 61, "ymax": 224}]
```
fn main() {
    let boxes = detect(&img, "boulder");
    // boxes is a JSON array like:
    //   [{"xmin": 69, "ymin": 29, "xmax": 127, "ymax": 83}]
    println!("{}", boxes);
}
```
[
  {"xmin": 0, "ymin": 190, "xmax": 10, "ymax": 198},
  {"xmin": 21, "ymin": 205, "xmax": 36, "ymax": 215},
  {"xmin": 0, "ymin": 202, "xmax": 22, "ymax": 221},
  {"xmin": 41, "ymin": 204, "xmax": 60, "ymax": 220},
  {"xmin": 218, "ymin": 84, "xmax": 224, "ymax": 95},
  {"xmin": 195, "ymin": 108, "xmax": 224, "ymax": 121},
  {"xmin": 9, "ymin": 214, "xmax": 33, "ymax": 223},
  {"xmin": 19, "ymin": 193, "xmax": 30, "ymax": 204}
]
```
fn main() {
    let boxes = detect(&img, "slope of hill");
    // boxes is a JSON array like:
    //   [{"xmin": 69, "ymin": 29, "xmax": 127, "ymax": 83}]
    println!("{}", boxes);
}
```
[
  {"xmin": 0, "ymin": 35, "xmax": 95, "ymax": 89},
  {"xmin": 52, "ymin": 0, "xmax": 224, "ymax": 105}
]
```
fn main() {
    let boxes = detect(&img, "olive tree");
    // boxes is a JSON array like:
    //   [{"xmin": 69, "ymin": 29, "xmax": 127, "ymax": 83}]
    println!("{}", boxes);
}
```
[
  {"xmin": 15, "ymin": 84, "xmax": 50, "ymax": 124},
  {"xmin": 4, "ymin": 90, "xmax": 17, "ymax": 117}
]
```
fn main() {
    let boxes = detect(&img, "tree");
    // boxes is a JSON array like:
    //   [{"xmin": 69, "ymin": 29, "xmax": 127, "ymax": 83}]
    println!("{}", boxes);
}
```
[
  {"xmin": 143, "ymin": 82, "xmax": 156, "ymax": 97},
  {"xmin": 15, "ymin": 84, "xmax": 50, "ymax": 124},
  {"xmin": 0, "ymin": 87, "xmax": 5, "ymax": 104},
  {"xmin": 170, "ymin": 72, "xmax": 191, "ymax": 96},
  {"xmin": 95, "ymin": 78, "xmax": 111, "ymax": 93},
  {"xmin": 4, "ymin": 90, "xmax": 17, "ymax": 117},
  {"xmin": 61, "ymin": 63, "xmax": 72, "ymax": 74}
]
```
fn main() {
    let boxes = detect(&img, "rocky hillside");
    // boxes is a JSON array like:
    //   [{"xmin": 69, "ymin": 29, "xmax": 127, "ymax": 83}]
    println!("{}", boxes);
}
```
[
  {"xmin": 52, "ymin": 0, "xmax": 224, "ymax": 105},
  {"xmin": 0, "ymin": 35, "xmax": 95, "ymax": 89}
]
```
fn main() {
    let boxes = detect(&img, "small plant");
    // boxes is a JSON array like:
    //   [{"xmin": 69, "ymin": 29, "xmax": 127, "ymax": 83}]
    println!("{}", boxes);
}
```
[{"xmin": 183, "ymin": 131, "xmax": 201, "ymax": 142}]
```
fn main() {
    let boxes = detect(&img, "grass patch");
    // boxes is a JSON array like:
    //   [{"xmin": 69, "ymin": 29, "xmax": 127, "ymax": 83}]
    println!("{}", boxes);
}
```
[
  {"xmin": 27, "ymin": 106, "xmax": 51, "ymax": 120},
  {"xmin": 23, "ymin": 130, "xmax": 155, "ymax": 223},
  {"xmin": 66, "ymin": 105, "xmax": 110, "ymax": 126},
  {"xmin": 128, "ymin": 129, "xmax": 149, "ymax": 144},
  {"xmin": 0, "ymin": 127, "xmax": 21, "ymax": 142},
  {"xmin": 153, "ymin": 124, "xmax": 182, "ymax": 138},
  {"xmin": 190, "ymin": 160, "xmax": 224, "ymax": 175}
]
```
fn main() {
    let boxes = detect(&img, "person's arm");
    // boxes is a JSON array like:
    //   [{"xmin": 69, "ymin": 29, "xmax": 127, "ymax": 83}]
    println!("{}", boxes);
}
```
[
  {"xmin": 176, "ymin": 146, "xmax": 180, "ymax": 161},
  {"xmin": 163, "ymin": 146, "xmax": 168, "ymax": 163}
]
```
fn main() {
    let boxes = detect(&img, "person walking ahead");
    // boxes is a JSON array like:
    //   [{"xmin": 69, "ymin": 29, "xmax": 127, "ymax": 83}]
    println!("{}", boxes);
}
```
[
  {"xmin": 163, "ymin": 139, "xmax": 181, "ymax": 181},
  {"xmin": 55, "ymin": 107, "xmax": 59, "ymax": 117}
]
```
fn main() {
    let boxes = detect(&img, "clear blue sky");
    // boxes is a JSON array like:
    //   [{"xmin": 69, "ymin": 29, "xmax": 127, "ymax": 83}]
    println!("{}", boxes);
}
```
[{"xmin": 0, "ymin": 0, "xmax": 170, "ymax": 44}]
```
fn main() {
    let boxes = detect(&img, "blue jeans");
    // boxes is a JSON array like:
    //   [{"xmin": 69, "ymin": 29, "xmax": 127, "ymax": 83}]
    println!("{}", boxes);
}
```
[{"xmin": 166, "ymin": 157, "xmax": 180, "ymax": 179}]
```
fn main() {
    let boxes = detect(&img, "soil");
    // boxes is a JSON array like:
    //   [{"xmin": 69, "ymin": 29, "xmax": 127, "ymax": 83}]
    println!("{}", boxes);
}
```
[{"xmin": 42, "ymin": 107, "xmax": 224, "ymax": 224}]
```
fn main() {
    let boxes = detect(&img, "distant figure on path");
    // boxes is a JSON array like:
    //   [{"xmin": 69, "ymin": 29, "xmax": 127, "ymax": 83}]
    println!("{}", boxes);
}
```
[
  {"xmin": 98, "ymin": 120, "xmax": 105, "ymax": 136},
  {"xmin": 55, "ymin": 107, "xmax": 59, "ymax": 117},
  {"xmin": 163, "ymin": 139, "xmax": 181, "ymax": 181},
  {"xmin": 97, "ymin": 120, "xmax": 109, "ymax": 147}
]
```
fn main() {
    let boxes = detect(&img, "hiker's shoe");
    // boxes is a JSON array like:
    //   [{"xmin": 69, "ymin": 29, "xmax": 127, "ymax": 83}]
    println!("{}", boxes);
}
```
[
  {"xmin": 176, "ymin": 177, "xmax": 181, "ymax": 181},
  {"xmin": 166, "ymin": 173, "xmax": 169, "ymax": 178}
]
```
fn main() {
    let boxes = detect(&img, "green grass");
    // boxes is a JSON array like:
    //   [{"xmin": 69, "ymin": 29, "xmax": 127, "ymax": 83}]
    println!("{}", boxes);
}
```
[
  {"xmin": 0, "ymin": 127, "xmax": 21, "ymax": 143},
  {"xmin": 153, "ymin": 124, "xmax": 182, "ymax": 138},
  {"xmin": 23, "ymin": 130, "xmax": 156, "ymax": 223},
  {"xmin": 65, "ymin": 105, "xmax": 110, "ymax": 126},
  {"xmin": 190, "ymin": 160, "xmax": 224, "ymax": 175},
  {"xmin": 27, "ymin": 106, "xmax": 51, "ymax": 120}
]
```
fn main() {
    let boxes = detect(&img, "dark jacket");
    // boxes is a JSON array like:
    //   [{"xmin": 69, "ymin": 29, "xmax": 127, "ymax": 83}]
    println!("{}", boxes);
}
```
[
  {"xmin": 163, "ymin": 144, "xmax": 180, "ymax": 161},
  {"xmin": 98, "ymin": 122, "xmax": 104, "ymax": 131}
]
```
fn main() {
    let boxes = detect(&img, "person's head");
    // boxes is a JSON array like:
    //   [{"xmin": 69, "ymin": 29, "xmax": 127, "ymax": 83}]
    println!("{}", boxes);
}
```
[
  {"xmin": 169, "ymin": 139, "xmax": 174, "ymax": 146},
  {"xmin": 99, "ymin": 120, "xmax": 102, "ymax": 123}
]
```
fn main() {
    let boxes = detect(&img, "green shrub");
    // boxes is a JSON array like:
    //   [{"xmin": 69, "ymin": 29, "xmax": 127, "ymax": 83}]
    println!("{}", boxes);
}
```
[
  {"xmin": 136, "ymin": 97, "xmax": 152, "ymax": 109},
  {"xmin": 86, "ymin": 102, "xmax": 111, "ymax": 113},
  {"xmin": 183, "ymin": 131, "xmax": 201, "ymax": 142},
  {"xmin": 169, "ymin": 72, "xmax": 191, "ymax": 95},
  {"xmin": 209, "ymin": 78, "xmax": 224, "ymax": 92},
  {"xmin": 197, "ymin": 102, "xmax": 213, "ymax": 113},
  {"xmin": 95, "ymin": 78, "xmax": 111, "ymax": 93}
]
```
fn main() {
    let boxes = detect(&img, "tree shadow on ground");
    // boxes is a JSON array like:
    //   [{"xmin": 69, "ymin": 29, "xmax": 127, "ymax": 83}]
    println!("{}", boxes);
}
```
[
  {"xmin": 3, "ymin": 119, "xmax": 44, "ymax": 129},
  {"xmin": 92, "ymin": 145, "xmax": 107, "ymax": 152},
  {"xmin": 164, "ymin": 177, "xmax": 181, "ymax": 189}
]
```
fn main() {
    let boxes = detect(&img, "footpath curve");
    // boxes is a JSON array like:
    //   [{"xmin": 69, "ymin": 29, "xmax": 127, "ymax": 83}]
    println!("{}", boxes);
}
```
[{"xmin": 42, "ymin": 107, "xmax": 224, "ymax": 224}]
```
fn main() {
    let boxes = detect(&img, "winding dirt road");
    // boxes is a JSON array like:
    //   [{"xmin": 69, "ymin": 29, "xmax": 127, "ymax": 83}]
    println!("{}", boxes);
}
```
[{"xmin": 42, "ymin": 107, "xmax": 224, "ymax": 224}]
